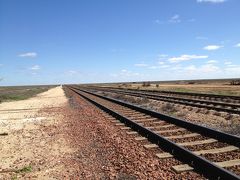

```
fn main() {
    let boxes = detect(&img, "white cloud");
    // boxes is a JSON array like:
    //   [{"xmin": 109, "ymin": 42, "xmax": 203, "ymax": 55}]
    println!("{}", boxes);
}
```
[
  {"xmin": 203, "ymin": 45, "xmax": 223, "ymax": 51},
  {"xmin": 111, "ymin": 69, "xmax": 140, "ymax": 78},
  {"xmin": 155, "ymin": 15, "xmax": 194, "ymax": 25},
  {"xmin": 225, "ymin": 65, "xmax": 240, "ymax": 74},
  {"xmin": 227, "ymin": 64, "xmax": 238, "ymax": 67},
  {"xmin": 224, "ymin": 61, "xmax": 232, "ymax": 65},
  {"xmin": 65, "ymin": 70, "xmax": 81, "ymax": 76},
  {"xmin": 184, "ymin": 65, "xmax": 197, "ymax": 73},
  {"xmin": 170, "ymin": 65, "xmax": 182, "ymax": 70},
  {"xmin": 19, "ymin": 52, "xmax": 37, "ymax": 58},
  {"xmin": 158, "ymin": 54, "xmax": 168, "ymax": 59},
  {"xmin": 148, "ymin": 64, "xmax": 170, "ymax": 69},
  {"xmin": 30, "ymin": 65, "xmax": 40, "ymax": 70},
  {"xmin": 168, "ymin": 54, "xmax": 208, "ymax": 63},
  {"xmin": 184, "ymin": 64, "xmax": 220, "ymax": 74},
  {"xmin": 160, "ymin": 65, "xmax": 170, "ymax": 68},
  {"xmin": 197, "ymin": 0, "xmax": 226, "ymax": 3},
  {"xmin": 68, "ymin": 70, "xmax": 78, "ymax": 74},
  {"xmin": 123, "ymin": 69, "xmax": 139, "ymax": 76},
  {"xmin": 200, "ymin": 64, "xmax": 220, "ymax": 73},
  {"xmin": 169, "ymin": 14, "xmax": 181, "ymax": 23},
  {"xmin": 235, "ymin": 43, "xmax": 240, "ymax": 48},
  {"xmin": 207, "ymin": 60, "xmax": 218, "ymax": 64},
  {"xmin": 134, "ymin": 63, "xmax": 148, "ymax": 67},
  {"xmin": 158, "ymin": 61, "xmax": 165, "ymax": 65},
  {"xmin": 148, "ymin": 66, "xmax": 159, "ymax": 69}
]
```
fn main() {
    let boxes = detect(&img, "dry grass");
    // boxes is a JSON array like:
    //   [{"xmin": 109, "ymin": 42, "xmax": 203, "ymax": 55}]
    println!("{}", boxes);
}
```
[
  {"xmin": 161, "ymin": 103, "xmax": 177, "ymax": 113},
  {"xmin": 0, "ymin": 85, "xmax": 55, "ymax": 103},
  {"xmin": 107, "ymin": 79, "xmax": 240, "ymax": 96}
]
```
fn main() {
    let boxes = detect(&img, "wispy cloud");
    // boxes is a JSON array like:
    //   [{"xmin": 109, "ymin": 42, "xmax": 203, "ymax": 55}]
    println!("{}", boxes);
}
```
[
  {"xmin": 235, "ymin": 43, "xmax": 240, "ymax": 48},
  {"xmin": 18, "ymin": 52, "xmax": 37, "ymax": 58},
  {"xmin": 225, "ymin": 65, "xmax": 240, "ymax": 74},
  {"xmin": 148, "ymin": 65, "xmax": 170, "ymax": 69},
  {"xmin": 185, "ymin": 64, "xmax": 220, "ymax": 74},
  {"xmin": 160, "ymin": 65, "xmax": 170, "ymax": 68},
  {"xmin": 30, "ymin": 65, "xmax": 40, "ymax": 70},
  {"xmin": 158, "ymin": 54, "xmax": 168, "ymax": 59},
  {"xmin": 134, "ymin": 63, "xmax": 148, "ymax": 67},
  {"xmin": 197, "ymin": 0, "xmax": 227, "ymax": 3},
  {"xmin": 155, "ymin": 15, "xmax": 195, "ymax": 25},
  {"xmin": 170, "ymin": 65, "xmax": 183, "ymax": 71},
  {"xmin": 111, "ymin": 69, "xmax": 140, "ymax": 78},
  {"xmin": 121, "ymin": 69, "xmax": 139, "ymax": 76},
  {"xmin": 223, "ymin": 62, "xmax": 240, "ymax": 74},
  {"xmin": 207, "ymin": 60, "xmax": 218, "ymax": 64},
  {"xmin": 169, "ymin": 14, "xmax": 181, "ymax": 23},
  {"xmin": 184, "ymin": 65, "xmax": 196, "ymax": 73},
  {"xmin": 203, "ymin": 45, "xmax": 223, "ymax": 50},
  {"xmin": 168, "ymin": 54, "xmax": 208, "ymax": 63},
  {"xmin": 66, "ymin": 70, "xmax": 79, "ymax": 75},
  {"xmin": 0, "ymin": 77, "xmax": 4, "ymax": 81},
  {"xmin": 148, "ymin": 66, "xmax": 159, "ymax": 69},
  {"xmin": 63, "ymin": 70, "xmax": 83, "ymax": 77},
  {"xmin": 224, "ymin": 61, "xmax": 232, "ymax": 65}
]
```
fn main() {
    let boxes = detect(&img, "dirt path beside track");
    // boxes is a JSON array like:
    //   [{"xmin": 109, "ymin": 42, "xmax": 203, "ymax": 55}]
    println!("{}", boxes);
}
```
[{"xmin": 0, "ymin": 86, "xmax": 72, "ymax": 179}]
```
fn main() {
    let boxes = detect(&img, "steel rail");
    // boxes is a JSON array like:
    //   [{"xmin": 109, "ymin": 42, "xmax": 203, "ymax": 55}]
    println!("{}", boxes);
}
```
[
  {"xmin": 89, "ymin": 87, "xmax": 240, "ymax": 108},
  {"xmin": 84, "ymin": 86, "xmax": 240, "ymax": 114},
  {"xmin": 90, "ymin": 86, "xmax": 240, "ymax": 101},
  {"xmin": 67, "ymin": 86, "xmax": 240, "ymax": 180},
  {"xmin": 71, "ymin": 87, "xmax": 240, "ymax": 146}
]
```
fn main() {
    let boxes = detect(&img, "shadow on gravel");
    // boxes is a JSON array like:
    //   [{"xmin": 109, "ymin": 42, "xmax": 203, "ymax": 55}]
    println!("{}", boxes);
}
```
[{"xmin": 68, "ymin": 96, "xmax": 83, "ymax": 110}]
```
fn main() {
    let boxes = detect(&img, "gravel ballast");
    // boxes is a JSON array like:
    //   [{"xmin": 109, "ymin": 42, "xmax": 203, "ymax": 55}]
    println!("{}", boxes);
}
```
[{"xmin": 64, "ymin": 88, "xmax": 205, "ymax": 179}]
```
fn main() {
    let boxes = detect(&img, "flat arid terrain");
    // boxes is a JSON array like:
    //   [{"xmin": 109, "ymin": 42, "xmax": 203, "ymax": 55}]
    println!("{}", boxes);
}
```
[
  {"xmin": 0, "ymin": 83, "xmax": 239, "ymax": 179},
  {"xmin": 0, "ymin": 86, "xmax": 205, "ymax": 179},
  {"xmin": 0, "ymin": 87, "xmax": 70, "ymax": 179},
  {"xmin": 102, "ymin": 79, "xmax": 240, "ymax": 96},
  {"xmin": 0, "ymin": 86, "xmax": 55, "ymax": 103}
]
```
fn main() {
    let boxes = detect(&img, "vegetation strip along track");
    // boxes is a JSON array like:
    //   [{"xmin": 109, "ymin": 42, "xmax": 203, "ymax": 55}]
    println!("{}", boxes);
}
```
[
  {"xmin": 85, "ymin": 87, "xmax": 240, "ymax": 114},
  {"xmin": 67, "ymin": 86, "xmax": 240, "ymax": 180}
]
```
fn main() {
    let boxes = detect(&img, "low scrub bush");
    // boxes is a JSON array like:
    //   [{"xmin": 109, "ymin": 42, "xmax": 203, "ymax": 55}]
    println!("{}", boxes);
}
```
[{"xmin": 161, "ymin": 103, "xmax": 177, "ymax": 113}]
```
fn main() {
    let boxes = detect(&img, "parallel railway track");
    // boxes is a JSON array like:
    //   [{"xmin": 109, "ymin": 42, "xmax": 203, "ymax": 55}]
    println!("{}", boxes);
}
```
[
  {"xmin": 82, "ymin": 86, "xmax": 240, "ymax": 114},
  {"xmin": 67, "ymin": 86, "xmax": 240, "ymax": 179},
  {"xmin": 93, "ymin": 86, "xmax": 240, "ymax": 103}
]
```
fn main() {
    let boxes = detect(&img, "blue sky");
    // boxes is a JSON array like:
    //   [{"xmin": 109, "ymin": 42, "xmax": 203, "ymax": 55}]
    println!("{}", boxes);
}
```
[{"xmin": 0, "ymin": 0, "xmax": 240, "ymax": 85}]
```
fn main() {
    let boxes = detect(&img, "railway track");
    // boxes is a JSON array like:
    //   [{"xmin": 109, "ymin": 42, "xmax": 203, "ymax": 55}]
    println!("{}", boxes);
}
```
[
  {"xmin": 91, "ymin": 86, "xmax": 240, "ymax": 103},
  {"xmin": 67, "ymin": 86, "xmax": 240, "ymax": 180},
  {"xmin": 82, "ymin": 86, "xmax": 240, "ymax": 114}
]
